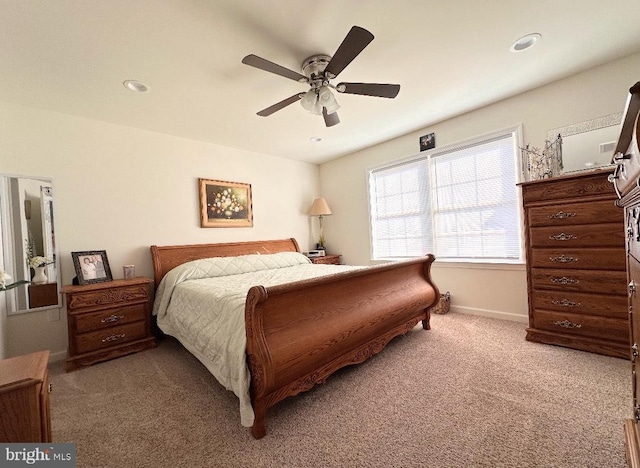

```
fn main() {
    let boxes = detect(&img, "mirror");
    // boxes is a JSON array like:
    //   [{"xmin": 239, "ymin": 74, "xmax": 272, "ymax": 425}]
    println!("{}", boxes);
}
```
[
  {"xmin": 548, "ymin": 112, "xmax": 622, "ymax": 173},
  {"xmin": 0, "ymin": 175, "xmax": 59, "ymax": 314}
]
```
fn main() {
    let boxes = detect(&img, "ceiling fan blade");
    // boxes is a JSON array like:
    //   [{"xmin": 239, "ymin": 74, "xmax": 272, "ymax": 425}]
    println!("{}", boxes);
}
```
[
  {"xmin": 324, "ymin": 26, "xmax": 374, "ymax": 79},
  {"xmin": 336, "ymin": 82, "xmax": 400, "ymax": 98},
  {"xmin": 257, "ymin": 94, "xmax": 304, "ymax": 117},
  {"xmin": 242, "ymin": 54, "xmax": 308, "ymax": 83},
  {"xmin": 323, "ymin": 107, "xmax": 340, "ymax": 127}
]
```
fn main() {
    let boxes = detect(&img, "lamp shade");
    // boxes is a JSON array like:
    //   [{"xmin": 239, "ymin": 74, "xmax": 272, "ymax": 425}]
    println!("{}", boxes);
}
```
[
  {"xmin": 318, "ymin": 86, "xmax": 340, "ymax": 114},
  {"xmin": 300, "ymin": 89, "xmax": 322, "ymax": 115},
  {"xmin": 309, "ymin": 198, "xmax": 332, "ymax": 216}
]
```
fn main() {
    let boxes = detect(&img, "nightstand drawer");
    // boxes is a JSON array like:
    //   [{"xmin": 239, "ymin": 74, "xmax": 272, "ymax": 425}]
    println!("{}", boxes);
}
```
[
  {"xmin": 74, "ymin": 321, "xmax": 148, "ymax": 354},
  {"xmin": 66, "ymin": 284, "xmax": 150, "ymax": 311},
  {"xmin": 309, "ymin": 254, "xmax": 341, "ymax": 265},
  {"xmin": 73, "ymin": 303, "xmax": 147, "ymax": 333}
]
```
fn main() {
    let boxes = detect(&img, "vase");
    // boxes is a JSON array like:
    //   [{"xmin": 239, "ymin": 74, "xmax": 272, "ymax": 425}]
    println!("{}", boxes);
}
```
[{"xmin": 32, "ymin": 266, "xmax": 48, "ymax": 284}]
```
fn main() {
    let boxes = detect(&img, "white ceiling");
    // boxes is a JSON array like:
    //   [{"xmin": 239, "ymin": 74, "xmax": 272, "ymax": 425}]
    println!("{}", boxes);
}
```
[{"xmin": 1, "ymin": 0, "xmax": 639, "ymax": 164}]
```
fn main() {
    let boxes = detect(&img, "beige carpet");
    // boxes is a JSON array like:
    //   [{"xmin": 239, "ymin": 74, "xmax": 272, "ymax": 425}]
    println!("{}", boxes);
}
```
[{"xmin": 49, "ymin": 312, "xmax": 630, "ymax": 467}]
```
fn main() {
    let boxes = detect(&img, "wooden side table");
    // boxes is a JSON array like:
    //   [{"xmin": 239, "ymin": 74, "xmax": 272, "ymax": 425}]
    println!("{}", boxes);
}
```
[
  {"xmin": 0, "ymin": 350, "xmax": 52, "ymax": 442},
  {"xmin": 62, "ymin": 278, "xmax": 156, "ymax": 371},
  {"xmin": 309, "ymin": 254, "xmax": 341, "ymax": 265}
]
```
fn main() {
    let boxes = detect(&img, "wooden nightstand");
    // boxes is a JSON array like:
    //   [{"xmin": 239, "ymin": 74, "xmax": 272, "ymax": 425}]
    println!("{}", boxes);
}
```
[
  {"xmin": 62, "ymin": 278, "xmax": 156, "ymax": 372},
  {"xmin": 309, "ymin": 254, "xmax": 341, "ymax": 265},
  {"xmin": 0, "ymin": 350, "xmax": 51, "ymax": 442}
]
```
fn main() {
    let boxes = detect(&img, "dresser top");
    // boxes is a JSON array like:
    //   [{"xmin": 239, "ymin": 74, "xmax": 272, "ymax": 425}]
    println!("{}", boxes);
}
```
[
  {"xmin": 61, "ymin": 277, "xmax": 152, "ymax": 294},
  {"xmin": 518, "ymin": 167, "xmax": 613, "ymax": 187},
  {"xmin": 0, "ymin": 350, "xmax": 49, "ymax": 389}
]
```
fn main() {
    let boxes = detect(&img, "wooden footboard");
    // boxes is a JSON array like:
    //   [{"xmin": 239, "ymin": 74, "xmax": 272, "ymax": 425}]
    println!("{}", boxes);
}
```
[{"xmin": 245, "ymin": 255, "xmax": 438, "ymax": 439}]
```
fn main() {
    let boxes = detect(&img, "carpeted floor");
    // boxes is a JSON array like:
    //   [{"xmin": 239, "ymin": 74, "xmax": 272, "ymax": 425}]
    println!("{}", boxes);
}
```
[{"xmin": 49, "ymin": 312, "xmax": 631, "ymax": 467}]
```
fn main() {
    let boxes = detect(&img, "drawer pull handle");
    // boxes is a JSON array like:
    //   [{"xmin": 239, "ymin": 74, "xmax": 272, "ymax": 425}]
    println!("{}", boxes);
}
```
[
  {"xmin": 549, "ymin": 233, "xmax": 577, "ymax": 241},
  {"xmin": 101, "ymin": 314, "xmax": 124, "ymax": 324},
  {"xmin": 613, "ymin": 152, "xmax": 632, "ymax": 163},
  {"xmin": 553, "ymin": 319, "xmax": 582, "ymax": 329},
  {"xmin": 549, "ymin": 255, "xmax": 578, "ymax": 263},
  {"xmin": 551, "ymin": 299, "xmax": 581, "ymax": 307},
  {"xmin": 548, "ymin": 211, "xmax": 576, "ymax": 219},
  {"xmin": 551, "ymin": 276, "xmax": 579, "ymax": 285},
  {"xmin": 102, "ymin": 333, "xmax": 126, "ymax": 343}
]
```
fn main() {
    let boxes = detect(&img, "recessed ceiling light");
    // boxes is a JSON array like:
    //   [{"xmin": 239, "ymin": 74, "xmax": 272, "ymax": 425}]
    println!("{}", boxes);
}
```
[
  {"xmin": 510, "ymin": 33, "xmax": 541, "ymax": 53},
  {"xmin": 309, "ymin": 136, "xmax": 322, "ymax": 143},
  {"xmin": 123, "ymin": 80, "xmax": 149, "ymax": 93}
]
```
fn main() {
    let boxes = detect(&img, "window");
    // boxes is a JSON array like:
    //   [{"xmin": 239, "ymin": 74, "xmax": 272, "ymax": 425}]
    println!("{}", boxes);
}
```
[{"xmin": 368, "ymin": 127, "xmax": 522, "ymax": 263}]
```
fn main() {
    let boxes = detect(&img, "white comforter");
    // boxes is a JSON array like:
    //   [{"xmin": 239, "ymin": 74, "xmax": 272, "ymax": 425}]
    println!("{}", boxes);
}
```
[{"xmin": 153, "ymin": 251, "xmax": 361, "ymax": 427}]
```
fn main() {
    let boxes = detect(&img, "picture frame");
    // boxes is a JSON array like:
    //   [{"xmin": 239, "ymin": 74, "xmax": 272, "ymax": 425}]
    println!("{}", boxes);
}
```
[
  {"xmin": 199, "ymin": 178, "xmax": 253, "ymax": 228},
  {"xmin": 419, "ymin": 132, "xmax": 436, "ymax": 151},
  {"xmin": 71, "ymin": 250, "xmax": 113, "ymax": 285}
]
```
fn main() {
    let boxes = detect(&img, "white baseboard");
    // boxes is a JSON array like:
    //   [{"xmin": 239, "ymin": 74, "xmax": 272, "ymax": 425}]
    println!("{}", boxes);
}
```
[{"xmin": 448, "ymin": 305, "xmax": 528, "ymax": 323}]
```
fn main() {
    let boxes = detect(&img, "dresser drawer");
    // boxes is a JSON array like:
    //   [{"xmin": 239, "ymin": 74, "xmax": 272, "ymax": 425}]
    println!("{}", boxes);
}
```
[
  {"xmin": 531, "ymin": 268, "xmax": 627, "ymax": 295},
  {"xmin": 66, "ymin": 284, "xmax": 150, "ymax": 311},
  {"xmin": 74, "ymin": 321, "xmax": 148, "ymax": 355},
  {"xmin": 532, "ymin": 310, "xmax": 629, "ymax": 343},
  {"xmin": 531, "ymin": 291, "xmax": 628, "ymax": 319},
  {"xmin": 529, "ymin": 224, "xmax": 624, "ymax": 248},
  {"xmin": 528, "ymin": 200, "xmax": 622, "ymax": 227},
  {"xmin": 73, "ymin": 303, "xmax": 147, "ymax": 333},
  {"xmin": 531, "ymin": 248, "xmax": 626, "ymax": 270}
]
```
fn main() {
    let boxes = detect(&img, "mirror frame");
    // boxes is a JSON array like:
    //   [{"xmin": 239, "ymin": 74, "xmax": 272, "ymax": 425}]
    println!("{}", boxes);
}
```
[
  {"xmin": 547, "ymin": 112, "xmax": 622, "ymax": 174},
  {"xmin": 0, "ymin": 174, "xmax": 61, "ymax": 315}
]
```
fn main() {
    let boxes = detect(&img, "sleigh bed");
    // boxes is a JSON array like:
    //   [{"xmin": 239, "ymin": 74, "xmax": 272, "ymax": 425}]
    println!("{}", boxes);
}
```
[{"xmin": 150, "ymin": 238, "xmax": 438, "ymax": 438}]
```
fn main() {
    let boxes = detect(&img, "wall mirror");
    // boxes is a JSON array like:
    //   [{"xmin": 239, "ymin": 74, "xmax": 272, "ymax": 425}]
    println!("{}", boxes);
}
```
[
  {"xmin": 0, "ymin": 174, "xmax": 59, "ymax": 314},
  {"xmin": 548, "ymin": 112, "xmax": 622, "ymax": 174}
]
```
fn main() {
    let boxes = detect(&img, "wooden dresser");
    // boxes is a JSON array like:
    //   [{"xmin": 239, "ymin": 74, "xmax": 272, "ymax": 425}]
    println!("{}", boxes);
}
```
[
  {"xmin": 63, "ymin": 277, "xmax": 156, "ymax": 371},
  {"xmin": 520, "ymin": 169, "xmax": 628, "ymax": 358},
  {"xmin": 0, "ymin": 350, "xmax": 51, "ymax": 442}
]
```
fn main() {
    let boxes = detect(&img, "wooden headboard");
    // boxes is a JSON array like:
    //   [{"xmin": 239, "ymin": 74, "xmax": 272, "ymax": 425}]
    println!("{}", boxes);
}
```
[{"xmin": 150, "ymin": 238, "xmax": 300, "ymax": 287}]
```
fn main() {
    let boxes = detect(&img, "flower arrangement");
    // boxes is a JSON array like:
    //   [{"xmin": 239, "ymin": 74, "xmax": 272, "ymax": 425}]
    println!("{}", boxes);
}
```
[
  {"xmin": 208, "ymin": 188, "xmax": 247, "ymax": 219},
  {"xmin": 28, "ymin": 256, "xmax": 53, "ymax": 269},
  {"xmin": 0, "ymin": 269, "xmax": 29, "ymax": 291}
]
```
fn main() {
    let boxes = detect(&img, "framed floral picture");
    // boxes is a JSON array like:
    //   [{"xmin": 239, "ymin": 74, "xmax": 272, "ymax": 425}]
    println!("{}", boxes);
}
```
[
  {"xmin": 199, "ymin": 178, "xmax": 253, "ymax": 228},
  {"xmin": 72, "ymin": 250, "xmax": 113, "ymax": 285}
]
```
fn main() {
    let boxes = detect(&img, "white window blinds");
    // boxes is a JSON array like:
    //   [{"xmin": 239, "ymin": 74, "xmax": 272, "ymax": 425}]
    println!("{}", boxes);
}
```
[{"xmin": 369, "ymin": 129, "xmax": 522, "ymax": 263}]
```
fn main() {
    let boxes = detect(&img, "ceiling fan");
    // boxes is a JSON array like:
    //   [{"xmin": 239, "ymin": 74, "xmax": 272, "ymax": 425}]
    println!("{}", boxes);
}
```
[{"xmin": 241, "ymin": 26, "xmax": 400, "ymax": 127}]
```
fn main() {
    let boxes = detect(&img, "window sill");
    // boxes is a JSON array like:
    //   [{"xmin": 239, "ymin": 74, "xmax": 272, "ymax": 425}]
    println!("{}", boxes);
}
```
[{"xmin": 370, "ymin": 258, "xmax": 525, "ymax": 271}]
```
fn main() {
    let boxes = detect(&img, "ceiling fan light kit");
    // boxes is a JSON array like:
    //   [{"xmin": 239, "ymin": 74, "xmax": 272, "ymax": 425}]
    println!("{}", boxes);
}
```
[{"xmin": 241, "ymin": 26, "xmax": 400, "ymax": 127}]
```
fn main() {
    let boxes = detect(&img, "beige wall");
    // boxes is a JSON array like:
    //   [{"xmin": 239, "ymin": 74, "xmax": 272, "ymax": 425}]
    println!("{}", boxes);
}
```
[
  {"xmin": 1, "ymin": 52, "xmax": 638, "ymax": 360},
  {"xmin": 0, "ymin": 102, "xmax": 320, "ymax": 360},
  {"xmin": 320, "ymin": 52, "xmax": 640, "ymax": 322}
]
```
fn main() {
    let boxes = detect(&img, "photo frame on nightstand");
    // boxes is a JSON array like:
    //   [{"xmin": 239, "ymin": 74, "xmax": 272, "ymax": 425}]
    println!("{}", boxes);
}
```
[{"xmin": 71, "ymin": 250, "xmax": 113, "ymax": 285}]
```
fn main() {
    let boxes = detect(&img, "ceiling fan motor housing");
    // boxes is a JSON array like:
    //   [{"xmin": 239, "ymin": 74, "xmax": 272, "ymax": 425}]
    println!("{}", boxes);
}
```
[{"xmin": 302, "ymin": 55, "xmax": 333, "ymax": 87}]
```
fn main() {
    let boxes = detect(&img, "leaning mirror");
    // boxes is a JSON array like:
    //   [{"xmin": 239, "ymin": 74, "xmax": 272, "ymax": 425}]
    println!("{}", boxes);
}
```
[
  {"xmin": 548, "ymin": 112, "xmax": 622, "ymax": 173},
  {"xmin": 0, "ymin": 175, "xmax": 60, "ymax": 314}
]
